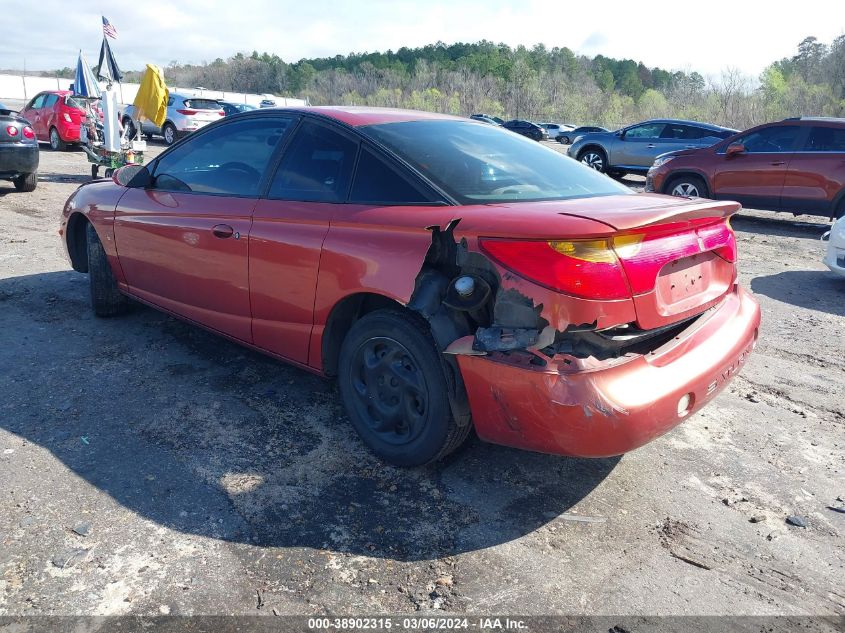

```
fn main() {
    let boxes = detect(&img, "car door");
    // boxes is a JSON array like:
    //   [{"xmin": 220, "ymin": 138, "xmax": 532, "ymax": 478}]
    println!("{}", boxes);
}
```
[
  {"xmin": 780, "ymin": 125, "xmax": 845, "ymax": 215},
  {"xmin": 20, "ymin": 94, "xmax": 46, "ymax": 139},
  {"xmin": 612, "ymin": 123, "xmax": 666, "ymax": 169},
  {"xmin": 41, "ymin": 93, "xmax": 60, "ymax": 136},
  {"xmin": 711, "ymin": 125, "xmax": 800, "ymax": 210},
  {"xmin": 114, "ymin": 115, "xmax": 292, "ymax": 342},
  {"xmin": 249, "ymin": 118, "xmax": 358, "ymax": 365}
]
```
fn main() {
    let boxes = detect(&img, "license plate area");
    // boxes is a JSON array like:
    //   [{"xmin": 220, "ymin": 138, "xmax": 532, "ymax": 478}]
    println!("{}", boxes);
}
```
[{"xmin": 656, "ymin": 252, "xmax": 713, "ymax": 304}]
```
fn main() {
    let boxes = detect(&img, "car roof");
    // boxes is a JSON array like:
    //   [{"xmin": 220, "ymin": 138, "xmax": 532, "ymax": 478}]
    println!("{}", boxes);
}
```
[
  {"xmin": 266, "ymin": 106, "xmax": 465, "ymax": 127},
  {"xmin": 781, "ymin": 116, "xmax": 845, "ymax": 125},
  {"xmin": 634, "ymin": 118, "xmax": 734, "ymax": 132}
]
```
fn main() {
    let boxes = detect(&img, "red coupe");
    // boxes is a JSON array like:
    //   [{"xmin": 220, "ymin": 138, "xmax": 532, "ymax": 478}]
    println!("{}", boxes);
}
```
[{"xmin": 60, "ymin": 107, "xmax": 760, "ymax": 466}]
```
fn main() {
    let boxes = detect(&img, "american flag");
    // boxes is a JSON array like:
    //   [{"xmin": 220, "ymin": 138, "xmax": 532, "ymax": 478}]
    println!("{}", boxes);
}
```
[{"xmin": 102, "ymin": 16, "xmax": 117, "ymax": 39}]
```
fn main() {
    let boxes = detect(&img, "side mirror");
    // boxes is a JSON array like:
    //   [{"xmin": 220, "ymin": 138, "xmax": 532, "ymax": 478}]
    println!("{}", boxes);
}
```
[
  {"xmin": 113, "ymin": 164, "xmax": 151, "ymax": 188},
  {"xmin": 726, "ymin": 142, "xmax": 746, "ymax": 157}
]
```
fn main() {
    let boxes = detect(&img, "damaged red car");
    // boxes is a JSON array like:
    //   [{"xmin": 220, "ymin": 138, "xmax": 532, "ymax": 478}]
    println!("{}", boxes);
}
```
[{"xmin": 60, "ymin": 107, "xmax": 760, "ymax": 466}]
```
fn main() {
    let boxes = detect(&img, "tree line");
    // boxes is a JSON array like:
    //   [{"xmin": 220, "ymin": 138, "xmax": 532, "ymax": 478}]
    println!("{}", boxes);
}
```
[{"xmin": 48, "ymin": 36, "xmax": 845, "ymax": 129}]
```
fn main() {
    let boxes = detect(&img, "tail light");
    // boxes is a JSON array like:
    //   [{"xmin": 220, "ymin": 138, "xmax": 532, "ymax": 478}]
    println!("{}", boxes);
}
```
[
  {"xmin": 611, "ymin": 220, "xmax": 736, "ymax": 295},
  {"xmin": 479, "ymin": 238, "xmax": 631, "ymax": 300},
  {"xmin": 479, "ymin": 219, "xmax": 736, "ymax": 301},
  {"xmin": 6, "ymin": 125, "xmax": 18, "ymax": 136},
  {"xmin": 176, "ymin": 109, "xmax": 198, "ymax": 115},
  {"xmin": 63, "ymin": 112, "xmax": 72, "ymax": 122},
  {"xmin": 22, "ymin": 126, "xmax": 35, "ymax": 140},
  {"xmin": 218, "ymin": 111, "xmax": 225, "ymax": 116}
]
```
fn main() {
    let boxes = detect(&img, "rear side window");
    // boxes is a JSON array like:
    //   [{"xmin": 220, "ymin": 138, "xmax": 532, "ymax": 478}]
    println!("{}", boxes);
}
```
[
  {"xmin": 43, "ymin": 94, "xmax": 59, "ymax": 108},
  {"xmin": 661, "ymin": 124, "xmax": 720, "ymax": 140},
  {"xmin": 350, "ymin": 147, "xmax": 433, "ymax": 204},
  {"xmin": 803, "ymin": 127, "xmax": 845, "ymax": 152},
  {"xmin": 735, "ymin": 126, "xmax": 799, "ymax": 153},
  {"xmin": 152, "ymin": 117, "xmax": 293, "ymax": 196},
  {"xmin": 269, "ymin": 121, "xmax": 358, "ymax": 202}
]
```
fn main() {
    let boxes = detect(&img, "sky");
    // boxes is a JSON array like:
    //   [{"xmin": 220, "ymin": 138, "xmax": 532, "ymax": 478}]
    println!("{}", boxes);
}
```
[{"xmin": 1, "ymin": 0, "xmax": 842, "ymax": 79}]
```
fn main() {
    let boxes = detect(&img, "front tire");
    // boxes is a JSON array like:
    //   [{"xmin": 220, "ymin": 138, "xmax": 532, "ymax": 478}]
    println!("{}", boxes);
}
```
[
  {"xmin": 49, "ymin": 127, "xmax": 67, "ymax": 151},
  {"xmin": 162, "ymin": 123, "xmax": 177, "ymax": 146},
  {"xmin": 578, "ymin": 147, "xmax": 607, "ymax": 172},
  {"xmin": 666, "ymin": 174, "xmax": 709, "ymax": 199},
  {"xmin": 86, "ymin": 223, "xmax": 129, "ymax": 317},
  {"xmin": 13, "ymin": 172, "xmax": 37, "ymax": 192},
  {"xmin": 337, "ymin": 309, "xmax": 470, "ymax": 467}
]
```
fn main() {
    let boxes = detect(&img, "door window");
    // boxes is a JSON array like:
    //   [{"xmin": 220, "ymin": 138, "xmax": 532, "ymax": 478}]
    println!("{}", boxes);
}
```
[
  {"xmin": 803, "ymin": 127, "xmax": 845, "ymax": 152},
  {"xmin": 26, "ymin": 94, "xmax": 46, "ymax": 110},
  {"xmin": 152, "ymin": 117, "xmax": 293, "ymax": 196},
  {"xmin": 624, "ymin": 123, "xmax": 665, "ymax": 139},
  {"xmin": 43, "ymin": 94, "xmax": 59, "ymax": 108},
  {"xmin": 734, "ymin": 126, "xmax": 799, "ymax": 153},
  {"xmin": 268, "ymin": 121, "xmax": 358, "ymax": 202},
  {"xmin": 349, "ymin": 146, "xmax": 434, "ymax": 204}
]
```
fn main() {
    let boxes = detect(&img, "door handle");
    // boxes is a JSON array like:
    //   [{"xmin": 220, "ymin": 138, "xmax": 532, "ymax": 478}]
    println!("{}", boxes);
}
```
[
  {"xmin": 646, "ymin": 144, "xmax": 656, "ymax": 148},
  {"xmin": 212, "ymin": 224, "xmax": 234, "ymax": 239},
  {"xmin": 770, "ymin": 161, "xmax": 785, "ymax": 166}
]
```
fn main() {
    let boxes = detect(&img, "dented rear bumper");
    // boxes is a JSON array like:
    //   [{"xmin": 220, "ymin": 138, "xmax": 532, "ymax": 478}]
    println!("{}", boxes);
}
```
[{"xmin": 456, "ymin": 284, "xmax": 760, "ymax": 457}]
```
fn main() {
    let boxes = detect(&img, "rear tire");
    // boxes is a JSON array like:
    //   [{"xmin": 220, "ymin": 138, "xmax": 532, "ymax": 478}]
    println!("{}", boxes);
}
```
[
  {"xmin": 13, "ymin": 172, "xmax": 37, "ymax": 192},
  {"xmin": 337, "ymin": 309, "xmax": 471, "ymax": 467},
  {"xmin": 666, "ymin": 174, "xmax": 709, "ymax": 199},
  {"xmin": 91, "ymin": 164, "xmax": 99, "ymax": 179},
  {"xmin": 559, "ymin": 135, "xmax": 570, "ymax": 144},
  {"xmin": 86, "ymin": 223, "xmax": 129, "ymax": 317},
  {"xmin": 49, "ymin": 127, "xmax": 67, "ymax": 151}
]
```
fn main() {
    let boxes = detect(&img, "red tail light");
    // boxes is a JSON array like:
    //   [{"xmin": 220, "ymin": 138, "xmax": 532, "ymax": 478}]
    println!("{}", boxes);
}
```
[
  {"xmin": 6, "ymin": 125, "xmax": 18, "ymax": 136},
  {"xmin": 479, "ymin": 238, "xmax": 631, "ymax": 300},
  {"xmin": 479, "ymin": 219, "xmax": 736, "ymax": 301},
  {"xmin": 22, "ymin": 126, "xmax": 35, "ymax": 139},
  {"xmin": 218, "ymin": 111, "xmax": 225, "ymax": 116},
  {"xmin": 611, "ymin": 220, "xmax": 736, "ymax": 295},
  {"xmin": 176, "ymin": 109, "xmax": 198, "ymax": 115}
]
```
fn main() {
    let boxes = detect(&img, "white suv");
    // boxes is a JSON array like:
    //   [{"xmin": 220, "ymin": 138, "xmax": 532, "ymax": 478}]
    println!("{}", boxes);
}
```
[{"xmin": 123, "ymin": 93, "xmax": 224, "ymax": 145}]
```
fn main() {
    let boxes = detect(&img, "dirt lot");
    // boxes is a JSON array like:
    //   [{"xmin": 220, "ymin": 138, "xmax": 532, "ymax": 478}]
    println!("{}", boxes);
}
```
[{"xmin": 0, "ymin": 141, "xmax": 843, "ymax": 622}]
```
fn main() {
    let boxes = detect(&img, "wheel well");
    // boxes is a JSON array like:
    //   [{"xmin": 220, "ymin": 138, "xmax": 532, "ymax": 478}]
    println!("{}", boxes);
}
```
[
  {"xmin": 321, "ymin": 293, "xmax": 405, "ymax": 377},
  {"xmin": 66, "ymin": 213, "xmax": 90, "ymax": 273},
  {"xmin": 577, "ymin": 144, "xmax": 606, "ymax": 158},
  {"xmin": 662, "ymin": 171, "xmax": 709, "ymax": 194}
]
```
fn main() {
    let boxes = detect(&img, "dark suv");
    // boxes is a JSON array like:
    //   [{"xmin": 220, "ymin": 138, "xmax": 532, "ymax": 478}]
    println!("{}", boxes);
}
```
[
  {"xmin": 502, "ymin": 119, "xmax": 544, "ymax": 141},
  {"xmin": 646, "ymin": 117, "xmax": 845, "ymax": 219}
]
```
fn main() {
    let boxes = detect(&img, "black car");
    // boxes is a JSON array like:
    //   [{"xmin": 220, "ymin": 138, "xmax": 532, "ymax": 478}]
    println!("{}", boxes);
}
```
[
  {"xmin": 0, "ymin": 103, "xmax": 38, "ymax": 192},
  {"xmin": 218, "ymin": 101, "xmax": 258, "ymax": 117},
  {"xmin": 558, "ymin": 126, "xmax": 609, "ymax": 144},
  {"xmin": 502, "ymin": 119, "xmax": 544, "ymax": 141},
  {"xmin": 471, "ymin": 113, "xmax": 504, "ymax": 125}
]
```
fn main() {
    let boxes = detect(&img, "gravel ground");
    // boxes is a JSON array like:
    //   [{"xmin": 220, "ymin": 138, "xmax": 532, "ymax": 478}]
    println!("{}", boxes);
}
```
[{"xmin": 0, "ymin": 140, "xmax": 843, "ymax": 621}]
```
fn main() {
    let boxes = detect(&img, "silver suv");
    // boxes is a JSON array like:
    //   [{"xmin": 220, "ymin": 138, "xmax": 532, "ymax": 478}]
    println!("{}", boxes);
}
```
[
  {"xmin": 567, "ymin": 119, "xmax": 736, "ymax": 177},
  {"xmin": 122, "ymin": 93, "xmax": 224, "ymax": 145}
]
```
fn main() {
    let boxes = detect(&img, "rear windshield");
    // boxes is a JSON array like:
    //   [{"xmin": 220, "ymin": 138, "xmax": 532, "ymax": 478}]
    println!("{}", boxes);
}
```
[
  {"xmin": 361, "ymin": 119, "xmax": 631, "ymax": 204},
  {"xmin": 183, "ymin": 98, "xmax": 222, "ymax": 110},
  {"xmin": 65, "ymin": 96, "xmax": 89, "ymax": 111}
]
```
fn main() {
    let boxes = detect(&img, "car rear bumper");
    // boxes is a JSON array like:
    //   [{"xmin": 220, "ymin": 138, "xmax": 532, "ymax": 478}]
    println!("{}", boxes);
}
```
[
  {"xmin": 0, "ymin": 144, "xmax": 39, "ymax": 176},
  {"xmin": 58, "ymin": 121, "xmax": 81, "ymax": 142},
  {"xmin": 456, "ymin": 284, "xmax": 760, "ymax": 458}
]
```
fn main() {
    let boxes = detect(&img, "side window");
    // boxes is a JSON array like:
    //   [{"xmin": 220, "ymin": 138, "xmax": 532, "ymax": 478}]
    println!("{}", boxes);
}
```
[
  {"xmin": 268, "ymin": 121, "xmax": 357, "ymax": 202},
  {"xmin": 349, "ymin": 147, "xmax": 433, "ymax": 204},
  {"xmin": 152, "ymin": 117, "xmax": 293, "ymax": 196},
  {"xmin": 167, "ymin": 96, "xmax": 174, "ymax": 107},
  {"xmin": 625, "ymin": 123, "xmax": 665, "ymax": 139},
  {"xmin": 43, "ymin": 94, "xmax": 59, "ymax": 108},
  {"xmin": 27, "ymin": 94, "xmax": 46, "ymax": 110},
  {"xmin": 803, "ymin": 127, "xmax": 845, "ymax": 152},
  {"xmin": 736, "ymin": 126, "xmax": 799, "ymax": 153}
]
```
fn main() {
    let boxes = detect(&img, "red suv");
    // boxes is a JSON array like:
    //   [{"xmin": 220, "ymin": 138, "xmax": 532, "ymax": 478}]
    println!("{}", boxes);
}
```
[
  {"xmin": 646, "ymin": 117, "xmax": 845, "ymax": 219},
  {"xmin": 19, "ymin": 90, "xmax": 97, "ymax": 151}
]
